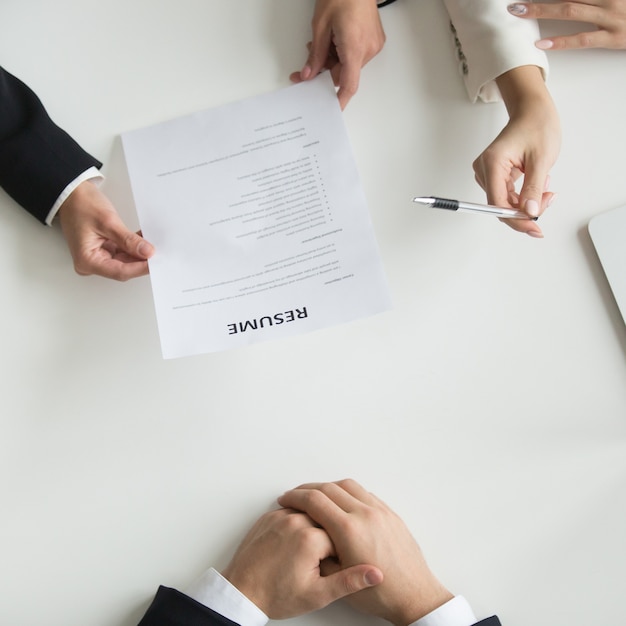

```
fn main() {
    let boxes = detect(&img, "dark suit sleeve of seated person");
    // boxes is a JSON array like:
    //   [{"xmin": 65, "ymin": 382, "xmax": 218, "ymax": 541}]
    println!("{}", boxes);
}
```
[
  {"xmin": 137, "ymin": 585, "xmax": 501, "ymax": 626},
  {"xmin": 137, "ymin": 585, "xmax": 500, "ymax": 626},
  {"xmin": 138, "ymin": 586, "xmax": 240, "ymax": 626},
  {"xmin": 0, "ymin": 66, "xmax": 102, "ymax": 223}
]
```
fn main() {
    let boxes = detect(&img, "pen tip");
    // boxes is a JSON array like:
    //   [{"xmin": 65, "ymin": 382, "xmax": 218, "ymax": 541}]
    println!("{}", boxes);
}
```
[{"xmin": 412, "ymin": 197, "xmax": 435, "ymax": 207}]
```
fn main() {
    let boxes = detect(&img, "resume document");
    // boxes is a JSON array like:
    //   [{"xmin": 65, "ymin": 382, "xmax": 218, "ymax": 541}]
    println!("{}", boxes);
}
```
[{"xmin": 122, "ymin": 74, "xmax": 391, "ymax": 358}]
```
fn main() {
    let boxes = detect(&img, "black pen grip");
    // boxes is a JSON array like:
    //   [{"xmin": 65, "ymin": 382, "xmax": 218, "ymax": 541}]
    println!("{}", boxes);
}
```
[{"xmin": 431, "ymin": 198, "xmax": 459, "ymax": 211}]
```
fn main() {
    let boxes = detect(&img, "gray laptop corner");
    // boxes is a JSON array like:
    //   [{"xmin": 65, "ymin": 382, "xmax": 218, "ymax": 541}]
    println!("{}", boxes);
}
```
[{"xmin": 589, "ymin": 204, "xmax": 626, "ymax": 324}]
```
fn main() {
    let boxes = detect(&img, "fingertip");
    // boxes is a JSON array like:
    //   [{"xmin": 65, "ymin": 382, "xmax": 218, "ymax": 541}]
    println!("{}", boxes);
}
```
[
  {"xmin": 137, "ymin": 240, "xmax": 155, "ymax": 259},
  {"xmin": 524, "ymin": 199, "xmax": 540, "ymax": 218},
  {"xmin": 124, "ymin": 261, "xmax": 151, "ymax": 279},
  {"xmin": 520, "ymin": 219, "xmax": 544, "ymax": 238},
  {"xmin": 95, "ymin": 259, "xmax": 150, "ymax": 282},
  {"xmin": 507, "ymin": 3, "xmax": 528, "ymax": 16},
  {"xmin": 364, "ymin": 568, "xmax": 384, "ymax": 587},
  {"xmin": 301, "ymin": 64, "xmax": 313, "ymax": 80},
  {"xmin": 336, "ymin": 83, "xmax": 357, "ymax": 110},
  {"xmin": 527, "ymin": 229, "xmax": 544, "ymax": 239},
  {"xmin": 336, "ymin": 66, "xmax": 359, "ymax": 111},
  {"xmin": 336, "ymin": 92, "xmax": 349, "ymax": 111},
  {"xmin": 334, "ymin": 565, "xmax": 384, "ymax": 598},
  {"xmin": 500, "ymin": 217, "xmax": 543, "ymax": 238},
  {"xmin": 276, "ymin": 492, "xmax": 294, "ymax": 508},
  {"xmin": 536, "ymin": 39, "xmax": 554, "ymax": 50},
  {"xmin": 545, "ymin": 191, "xmax": 557, "ymax": 208}
]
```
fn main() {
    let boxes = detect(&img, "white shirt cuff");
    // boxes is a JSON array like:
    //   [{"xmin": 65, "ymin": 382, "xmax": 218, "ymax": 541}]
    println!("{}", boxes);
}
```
[
  {"xmin": 185, "ymin": 567, "xmax": 269, "ymax": 626},
  {"xmin": 45, "ymin": 166, "xmax": 104, "ymax": 226},
  {"xmin": 443, "ymin": 0, "xmax": 548, "ymax": 103},
  {"xmin": 409, "ymin": 596, "xmax": 478, "ymax": 626}
]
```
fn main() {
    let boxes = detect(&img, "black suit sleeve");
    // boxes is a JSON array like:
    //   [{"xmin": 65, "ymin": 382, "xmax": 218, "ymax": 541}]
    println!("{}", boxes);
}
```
[
  {"xmin": 137, "ymin": 585, "xmax": 501, "ymax": 626},
  {"xmin": 0, "ymin": 66, "xmax": 101, "ymax": 223},
  {"xmin": 138, "ymin": 586, "xmax": 241, "ymax": 626}
]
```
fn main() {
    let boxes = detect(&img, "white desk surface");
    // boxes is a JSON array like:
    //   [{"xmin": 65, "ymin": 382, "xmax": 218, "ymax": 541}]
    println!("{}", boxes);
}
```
[{"xmin": 1, "ymin": 2, "xmax": 625, "ymax": 625}]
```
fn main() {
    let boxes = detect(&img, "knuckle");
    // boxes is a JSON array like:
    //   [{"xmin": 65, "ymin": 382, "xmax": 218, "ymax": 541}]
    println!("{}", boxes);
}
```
[
  {"xmin": 110, "ymin": 268, "xmax": 130, "ymax": 282},
  {"xmin": 522, "ymin": 182, "xmax": 544, "ymax": 196},
  {"xmin": 307, "ymin": 46, "xmax": 323, "ymax": 65},
  {"xmin": 317, "ymin": 482, "xmax": 335, "ymax": 495},
  {"xmin": 122, "ymin": 230, "xmax": 139, "ymax": 250},
  {"xmin": 341, "ymin": 83, "xmax": 358, "ymax": 97},
  {"xmin": 337, "ymin": 515, "xmax": 357, "ymax": 537},
  {"xmin": 96, "ymin": 211, "xmax": 119, "ymax": 231},
  {"xmin": 298, "ymin": 525, "xmax": 318, "ymax": 543},
  {"xmin": 474, "ymin": 149, "xmax": 498, "ymax": 171},
  {"xmin": 300, "ymin": 489, "xmax": 326, "ymax": 510},
  {"xmin": 562, "ymin": 3, "xmax": 583, "ymax": 20},
  {"xmin": 280, "ymin": 512, "xmax": 304, "ymax": 531},
  {"xmin": 342, "ymin": 574, "xmax": 361, "ymax": 595},
  {"xmin": 361, "ymin": 505, "xmax": 380, "ymax": 524},
  {"xmin": 336, "ymin": 478, "xmax": 356, "ymax": 490},
  {"xmin": 265, "ymin": 509, "xmax": 284, "ymax": 522},
  {"xmin": 72, "ymin": 253, "xmax": 95, "ymax": 277},
  {"xmin": 576, "ymin": 32, "xmax": 595, "ymax": 48}
]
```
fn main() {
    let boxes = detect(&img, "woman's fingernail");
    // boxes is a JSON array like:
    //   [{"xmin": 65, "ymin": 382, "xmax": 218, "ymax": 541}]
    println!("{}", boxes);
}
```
[
  {"xmin": 547, "ymin": 193, "xmax": 557, "ymax": 208},
  {"xmin": 507, "ymin": 3, "xmax": 528, "ymax": 15},
  {"xmin": 536, "ymin": 39, "xmax": 554, "ymax": 49},
  {"xmin": 301, "ymin": 65, "xmax": 312, "ymax": 80},
  {"xmin": 525, "ymin": 199, "xmax": 540, "ymax": 218},
  {"xmin": 527, "ymin": 230, "xmax": 544, "ymax": 239}
]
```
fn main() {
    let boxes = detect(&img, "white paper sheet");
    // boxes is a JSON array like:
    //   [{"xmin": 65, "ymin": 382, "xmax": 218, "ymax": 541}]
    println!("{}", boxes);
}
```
[{"xmin": 122, "ymin": 74, "xmax": 391, "ymax": 358}]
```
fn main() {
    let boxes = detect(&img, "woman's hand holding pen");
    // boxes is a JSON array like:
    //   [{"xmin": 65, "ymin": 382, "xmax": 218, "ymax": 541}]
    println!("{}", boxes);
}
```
[
  {"xmin": 289, "ymin": 0, "xmax": 386, "ymax": 110},
  {"xmin": 473, "ymin": 66, "xmax": 561, "ymax": 238}
]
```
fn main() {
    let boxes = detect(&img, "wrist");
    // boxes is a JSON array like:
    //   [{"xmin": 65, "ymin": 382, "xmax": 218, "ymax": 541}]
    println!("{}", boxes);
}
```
[
  {"xmin": 57, "ymin": 179, "xmax": 98, "ymax": 220},
  {"xmin": 391, "ymin": 582, "xmax": 454, "ymax": 626},
  {"xmin": 220, "ymin": 565, "xmax": 266, "ymax": 614},
  {"xmin": 186, "ymin": 568, "xmax": 269, "ymax": 626},
  {"xmin": 496, "ymin": 65, "xmax": 554, "ymax": 118}
]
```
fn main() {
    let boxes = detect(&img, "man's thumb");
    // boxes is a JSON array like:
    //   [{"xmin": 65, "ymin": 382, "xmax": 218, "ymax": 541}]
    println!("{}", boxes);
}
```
[
  {"xmin": 323, "ymin": 564, "xmax": 383, "ymax": 602},
  {"xmin": 109, "ymin": 224, "xmax": 154, "ymax": 260}
]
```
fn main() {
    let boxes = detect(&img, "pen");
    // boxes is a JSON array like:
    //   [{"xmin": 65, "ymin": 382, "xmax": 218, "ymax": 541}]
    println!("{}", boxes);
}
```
[{"xmin": 412, "ymin": 196, "xmax": 537, "ymax": 220}]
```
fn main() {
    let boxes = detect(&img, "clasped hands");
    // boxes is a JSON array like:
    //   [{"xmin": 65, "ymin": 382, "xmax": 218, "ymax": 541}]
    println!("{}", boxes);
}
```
[{"xmin": 220, "ymin": 479, "xmax": 452, "ymax": 625}]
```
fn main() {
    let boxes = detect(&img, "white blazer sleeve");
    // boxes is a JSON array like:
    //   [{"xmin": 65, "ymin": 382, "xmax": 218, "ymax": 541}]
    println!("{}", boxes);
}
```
[{"xmin": 441, "ymin": 0, "xmax": 549, "ymax": 103}]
